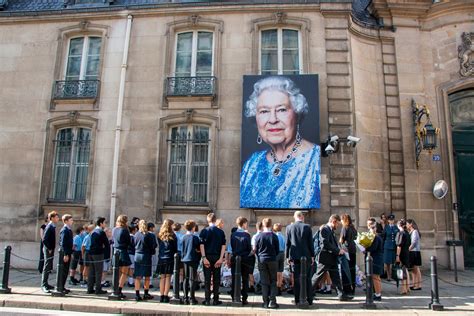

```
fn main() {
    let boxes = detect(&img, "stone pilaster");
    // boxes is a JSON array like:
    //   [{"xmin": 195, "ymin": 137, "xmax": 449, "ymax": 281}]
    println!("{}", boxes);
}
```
[{"xmin": 323, "ymin": 5, "xmax": 356, "ymax": 215}]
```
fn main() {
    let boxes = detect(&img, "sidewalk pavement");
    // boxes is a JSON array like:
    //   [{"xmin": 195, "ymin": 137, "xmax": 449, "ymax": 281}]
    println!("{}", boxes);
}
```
[{"xmin": 0, "ymin": 267, "xmax": 472, "ymax": 315}]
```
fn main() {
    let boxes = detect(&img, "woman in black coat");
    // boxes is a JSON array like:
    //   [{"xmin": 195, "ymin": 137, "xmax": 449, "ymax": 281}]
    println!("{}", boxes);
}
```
[
  {"xmin": 366, "ymin": 218, "xmax": 383, "ymax": 301},
  {"xmin": 395, "ymin": 219, "xmax": 411, "ymax": 294}
]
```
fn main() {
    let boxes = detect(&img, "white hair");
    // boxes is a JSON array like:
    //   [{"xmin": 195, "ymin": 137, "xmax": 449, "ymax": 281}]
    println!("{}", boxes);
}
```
[{"xmin": 245, "ymin": 76, "xmax": 309, "ymax": 119}]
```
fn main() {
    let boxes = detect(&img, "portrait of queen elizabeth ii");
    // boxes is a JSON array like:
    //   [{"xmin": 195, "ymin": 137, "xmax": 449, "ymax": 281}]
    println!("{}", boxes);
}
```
[{"xmin": 240, "ymin": 75, "xmax": 321, "ymax": 209}]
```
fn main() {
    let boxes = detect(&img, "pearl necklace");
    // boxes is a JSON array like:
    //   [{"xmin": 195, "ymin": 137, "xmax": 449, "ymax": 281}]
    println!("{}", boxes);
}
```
[{"xmin": 270, "ymin": 138, "xmax": 301, "ymax": 177}]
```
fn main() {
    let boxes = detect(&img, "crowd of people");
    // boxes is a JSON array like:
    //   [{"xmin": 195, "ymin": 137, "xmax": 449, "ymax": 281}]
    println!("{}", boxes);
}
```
[{"xmin": 38, "ymin": 210, "xmax": 423, "ymax": 309}]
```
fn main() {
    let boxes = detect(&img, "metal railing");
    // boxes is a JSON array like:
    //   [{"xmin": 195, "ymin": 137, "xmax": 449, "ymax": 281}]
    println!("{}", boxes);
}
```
[
  {"xmin": 53, "ymin": 80, "xmax": 100, "ymax": 100},
  {"xmin": 165, "ymin": 76, "xmax": 216, "ymax": 97}
]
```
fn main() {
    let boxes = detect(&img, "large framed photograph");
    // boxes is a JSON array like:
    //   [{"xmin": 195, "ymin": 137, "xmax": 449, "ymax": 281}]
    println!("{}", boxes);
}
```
[{"xmin": 240, "ymin": 74, "xmax": 320, "ymax": 209}]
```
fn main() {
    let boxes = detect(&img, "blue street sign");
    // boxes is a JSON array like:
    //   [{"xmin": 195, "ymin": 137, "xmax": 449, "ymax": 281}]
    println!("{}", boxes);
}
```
[{"xmin": 433, "ymin": 154, "xmax": 441, "ymax": 161}]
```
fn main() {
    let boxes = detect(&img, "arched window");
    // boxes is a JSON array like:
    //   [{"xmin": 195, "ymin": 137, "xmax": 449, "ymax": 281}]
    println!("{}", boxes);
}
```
[
  {"xmin": 167, "ymin": 124, "xmax": 210, "ymax": 204},
  {"xmin": 51, "ymin": 127, "xmax": 91, "ymax": 202}
]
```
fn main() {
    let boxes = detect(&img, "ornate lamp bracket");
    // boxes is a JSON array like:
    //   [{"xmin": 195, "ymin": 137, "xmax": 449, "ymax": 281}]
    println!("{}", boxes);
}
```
[{"xmin": 412, "ymin": 99, "xmax": 440, "ymax": 168}]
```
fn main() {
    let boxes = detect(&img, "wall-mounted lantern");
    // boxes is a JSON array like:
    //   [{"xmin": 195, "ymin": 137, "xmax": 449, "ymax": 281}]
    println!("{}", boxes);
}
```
[{"xmin": 412, "ymin": 99, "xmax": 440, "ymax": 167}]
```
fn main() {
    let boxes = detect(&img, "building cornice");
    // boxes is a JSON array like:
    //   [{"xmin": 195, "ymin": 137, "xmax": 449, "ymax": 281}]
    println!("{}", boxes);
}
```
[{"xmin": 0, "ymin": 3, "xmax": 323, "ymax": 24}]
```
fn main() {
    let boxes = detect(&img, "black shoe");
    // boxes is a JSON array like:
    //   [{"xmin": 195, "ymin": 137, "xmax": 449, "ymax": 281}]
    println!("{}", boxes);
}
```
[
  {"xmin": 160, "ymin": 295, "xmax": 165, "ymax": 303},
  {"xmin": 262, "ymin": 302, "xmax": 268, "ymax": 309},
  {"xmin": 319, "ymin": 289, "xmax": 332, "ymax": 295},
  {"xmin": 46, "ymin": 284, "xmax": 54, "ymax": 290},
  {"xmin": 119, "ymin": 293, "xmax": 127, "ymax": 299},
  {"xmin": 96, "ymin": 289, "xmax": 108, "ymax": 295},
  {"xmin": 163, "ymin": 296, "xmax": 170, "ymax": 303},
  {"xmin": 63, "ymin": 288, "xmax": 71, "ymax": 294},
  {"xmin": 213, "ymin": 300, "xmax": 223, "ymax": 306},
  {"xmin": 410, "ymin": 287, "xmax": 422, "ymax": 291},
  {"xmin": 149, "ymin": 284, "xmax": 154, "ymax": 289},
  {"xmin": 248, "ymin": 286, "xmax": 255, "ymax": 293},
  {"xmin": 69, "ymin": 278, "xmax": 80, "ymax": 286},
  {"xmin": 86, "ymin": 290, "xmax": 95, "ymax": 294},
  {"xmin": 287, "ymin": 289, "xmax": 294, "ymax": 294},
  {"xmin": 339, "ymin": 295, "xmax": 353, "ymax": 301},
  {"xmin": 202, "ymin": 300, "xmax": 211, "ymax": 306},
  {"xmin": 190, "ymin": 298, "xmax": 199, "ymax": 305},
  {"xmin": 373, "ymin": 295, "xmax": 382, "ymax": 301},
  {"xmin": 143, "ymin": 293, "xmax": 154, "ymax": 300},
  {"xmin": 135, "ymin": 295, "xmax": 143, "ymax": 301},
  {"xmin": 101, "ymin": 281, "xmax": 111, "ymax": 288},
  {"xmin": 268, "ymin": 302, "xmax": 279, "ymax": 309},
  {"xmin": 41, "ymin": 287, "xmax": 51, "ymax": 293},
  {"xmin": 242, "ymin": 299, "xmax": 249, "ymax": 306}
]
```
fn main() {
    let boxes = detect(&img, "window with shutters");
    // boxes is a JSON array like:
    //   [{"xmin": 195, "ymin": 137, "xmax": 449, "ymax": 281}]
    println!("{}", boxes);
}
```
[
  {"xmin": 167, "ymin": 125, "xmax": 210, "ymax": 205},
  {"xmin": 50, "ymin": 127, "xmax": 91, "ymax": 203}
]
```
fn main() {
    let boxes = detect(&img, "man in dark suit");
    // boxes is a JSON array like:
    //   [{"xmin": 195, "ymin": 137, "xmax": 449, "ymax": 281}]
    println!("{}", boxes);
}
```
[
  {"xmin": 87, "ymin": 217, "xmax": 110, "ymax": 295},
  {"xmin": 285, "ymin": 211, "xmax": 314, "ymax": 306},
  {"xmin": 41, "ymin": 211, "xmax": 60, "ymax": 293},
  {"xmin": 313, "ymin": 214, "xmax": 353, "ymax": 301},
  {"xmin": 58, "ymin": 214, "xmax": 74, "ymax": 294}
]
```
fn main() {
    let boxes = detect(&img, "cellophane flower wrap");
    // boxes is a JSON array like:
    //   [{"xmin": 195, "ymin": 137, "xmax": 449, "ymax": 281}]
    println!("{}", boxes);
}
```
[{"xmin": 356, "ymin": 231, "xmax": 375, "ymax": 249}]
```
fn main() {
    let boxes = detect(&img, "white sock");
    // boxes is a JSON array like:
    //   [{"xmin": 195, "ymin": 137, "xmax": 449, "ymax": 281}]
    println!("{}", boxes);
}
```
[
  {"xmin": 375, "ymin": 293, "xmax": 381, "ymax": 297},
  {"xmin": 325, "ymin": 285, "xmax": 331, "ymax": 291}
]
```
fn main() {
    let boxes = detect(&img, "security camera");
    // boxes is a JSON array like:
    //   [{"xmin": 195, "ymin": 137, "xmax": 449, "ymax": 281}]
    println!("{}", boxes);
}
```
[
  {"xmin": 346, "ymin": 135, "xmax": 361, "ymax": 147},
  {"xmin": 325, "ymin": 143, "xmax": 335, "ymax": 155},
  {"xmin": 329, "ymin": 135, "xmax": 339, "ymax": 143}
]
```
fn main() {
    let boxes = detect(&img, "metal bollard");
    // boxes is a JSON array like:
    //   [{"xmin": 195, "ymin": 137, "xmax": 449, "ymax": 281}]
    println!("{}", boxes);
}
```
[
  {"xmin": 0, "ymin": 246, "xmax": 12, "ymax": 294},
  {"xmin": 363, "ymin": 254, "xmax": 376, "ymax": 309},
  {"xmin": 297, "ymin": 257, "xmax": 309, "ymax": 309},
  {"xmin": 429, "ymin": 256, "xmax": 444, "ymax": 311},
  {"xmin": 52, "ymin": 248, "xmax": 65, "ymax": 297},
  {"xmin": 108, "ymin": 251, "xmax": 121, "ymax": 300},
  {"xmin": 170, "ymin": 253, "xmax": 182, "ymax": 305},
  {"xmin": 231, "ymin": 256, "xmax": 242, "ymax": 306}
]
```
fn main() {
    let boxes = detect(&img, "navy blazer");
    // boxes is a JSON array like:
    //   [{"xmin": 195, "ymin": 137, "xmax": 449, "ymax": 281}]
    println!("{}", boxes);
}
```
[
  {"xmin": 59, "ymin": 225, "xmax": 73, "ymax": 256},
  {"xmin": 43, "ymin": 222, "xmax": 56, "ymax": 251},
  {"xmin": 285, "ymin": 221, "xmax": 314, "ymax": 261},
  {"xmin": 89, "ymin": 227, "xmax": 110, "ymax": 256}
]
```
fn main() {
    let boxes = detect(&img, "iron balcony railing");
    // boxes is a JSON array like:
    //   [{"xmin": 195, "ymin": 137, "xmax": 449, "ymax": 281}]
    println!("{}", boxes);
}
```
[
  {"xmin": 165, "ymin": 76, "xmax": 217, "ymax": 97},
  {"xmin": 53, "ymin": 80, "xmax": 100, "ymax": 100}
]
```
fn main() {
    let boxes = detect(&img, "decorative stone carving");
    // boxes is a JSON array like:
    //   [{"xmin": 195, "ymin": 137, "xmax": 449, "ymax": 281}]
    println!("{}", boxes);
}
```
[
  {"xmin": 189, "ymin": 15, "xmax": 200, "ymax": 26},
  {"xmin": 185, "ymin": 109, "xmax": 194, "ymax": 122},
  {"xmin": 274, "ymin": 12, "xmax": 286, "ymax": 24},
  {"xmin": 68, "ymin": 111, "xmax": 80, "ymax": 124},
  {"xmin": 458, "ymin": 32, "xmax": 474, "ymax": 77}
]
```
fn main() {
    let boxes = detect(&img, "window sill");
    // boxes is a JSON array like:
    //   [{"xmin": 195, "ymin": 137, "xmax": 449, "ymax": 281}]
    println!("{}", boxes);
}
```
[
  {"xmin": 161, "ymin": 204, "xmax": 211, "ymax": 213},
  {"xmin": 41, "ymin": 203, "xmax": 89, "ymax": 220},
  {"xmin": 51, "ymin": 98, "xmax": 98, "ymax": 111}
]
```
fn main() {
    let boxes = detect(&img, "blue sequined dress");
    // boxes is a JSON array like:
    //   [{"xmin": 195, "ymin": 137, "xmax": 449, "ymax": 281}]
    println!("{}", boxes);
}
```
[{"xmin": 240, "ymin": 144, "xmax": 321, "ymax": 209}]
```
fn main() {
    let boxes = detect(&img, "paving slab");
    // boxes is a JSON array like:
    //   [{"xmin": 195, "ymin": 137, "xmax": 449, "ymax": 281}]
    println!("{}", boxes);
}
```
[{"xmin": 0, "ymin": 268, "xmax": 472, "ymax": 315}]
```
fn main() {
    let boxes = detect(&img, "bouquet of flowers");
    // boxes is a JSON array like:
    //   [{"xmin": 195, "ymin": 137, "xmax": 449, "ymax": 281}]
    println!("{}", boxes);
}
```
[{"xmin": 356, "ymin": 231, "xmax": 376, "ymax": 252}]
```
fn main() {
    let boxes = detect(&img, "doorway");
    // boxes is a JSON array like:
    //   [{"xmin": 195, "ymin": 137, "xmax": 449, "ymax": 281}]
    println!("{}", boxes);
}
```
[{"xmin": 449, "ymin": 88, "xmax": 474, "ymax": 268}]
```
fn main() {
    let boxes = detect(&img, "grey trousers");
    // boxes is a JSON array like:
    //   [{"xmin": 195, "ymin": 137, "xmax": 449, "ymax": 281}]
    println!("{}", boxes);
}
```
[
  {"xmin": 87, "ymin": 254, "xmax": 104, "ymax": 293},
  {"xmin": 258, "ymin": 260, "xmax": 278, "ymax": 304},
  {"xmin": 41, "ymin": 247, "xmax": 54, "ymax": 288}
]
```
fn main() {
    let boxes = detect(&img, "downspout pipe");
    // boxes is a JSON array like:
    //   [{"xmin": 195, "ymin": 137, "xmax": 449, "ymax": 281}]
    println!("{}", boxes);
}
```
[{"xmin": 110, "ymin": 14, "xmax": 133, "ymax": 225}]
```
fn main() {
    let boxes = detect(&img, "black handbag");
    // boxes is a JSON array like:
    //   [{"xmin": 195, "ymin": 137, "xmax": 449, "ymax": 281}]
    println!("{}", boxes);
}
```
[{"xmin": 392, "ymin": 263, "xmax": 406, "ymax": 281}]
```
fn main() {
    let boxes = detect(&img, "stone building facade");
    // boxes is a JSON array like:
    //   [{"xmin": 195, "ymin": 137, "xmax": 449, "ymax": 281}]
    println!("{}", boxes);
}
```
[{"xmin": 0, "ymin": 0, "xmax": 473, "ymax": 269}]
